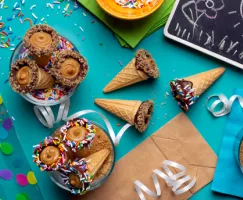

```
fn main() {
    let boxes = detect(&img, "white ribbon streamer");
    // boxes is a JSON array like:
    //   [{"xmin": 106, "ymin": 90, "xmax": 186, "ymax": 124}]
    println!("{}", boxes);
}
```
[
  {"xmin": 207, "ymin": 94, "xmax": 243, "ymax": 117},
  {"xmin": 67, "ymin": 110, "xmax": 133, "ymax": 146},
  {"xmin": 134, "ymin": 160, "xmax": 196, "ymax": 200},
  {"xmin": 34, "ymin": 99, "xmax": 70, "ymax": 128},
  {"xmin": 33, "ymin": 99, "xmax": 132, "ymax": 146}
]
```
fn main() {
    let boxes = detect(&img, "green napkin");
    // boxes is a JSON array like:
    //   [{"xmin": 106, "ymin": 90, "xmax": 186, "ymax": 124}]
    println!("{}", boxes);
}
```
[
  {"xmin": 78, "ymin": 0, "xmax": 174, "ymax": 48},
  {"xmin": 116, "ymin": 2, "xmax": 174, "ymax": 48}
]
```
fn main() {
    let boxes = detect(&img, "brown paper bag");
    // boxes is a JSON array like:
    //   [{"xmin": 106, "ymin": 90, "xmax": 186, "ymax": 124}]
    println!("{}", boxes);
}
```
[{"xmin": 73, "ymin": 113, "xmax": 217, "ymax": 200}]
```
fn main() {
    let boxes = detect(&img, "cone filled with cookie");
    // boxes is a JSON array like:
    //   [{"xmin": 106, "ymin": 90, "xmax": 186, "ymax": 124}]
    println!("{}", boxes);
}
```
[
  {"xmin": 170, "ymin": 67, "xmax": 225, "ymax": 111},
  {"xmin": 103, "ymin": 49, "xmax": 159, "ymax": 93},
  {"xmin": 9, "ymin": 58, "xmax": 54, "ymax": 94},
  {"xmin": 95, "ymin": 98, "xmax": 154, "ymax": 133}
]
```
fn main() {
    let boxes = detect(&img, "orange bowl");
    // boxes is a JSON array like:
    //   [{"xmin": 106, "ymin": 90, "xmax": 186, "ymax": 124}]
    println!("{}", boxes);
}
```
[{"xmin": 96, "ymin": 0, "xmax": 164, "ymax": 20}]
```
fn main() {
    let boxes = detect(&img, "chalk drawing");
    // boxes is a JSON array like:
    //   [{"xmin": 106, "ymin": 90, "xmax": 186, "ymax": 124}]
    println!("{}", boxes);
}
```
[
  {"xmin": 226, "ymin": 41, "xmax": 239, "ymax": 53},
  {"xmin": 218, "ymin": 35, "xmax": 228, "ymax": 50},
  {"xmin": 182, "ymin": 29, "xmax": 187, "ymax": 38},
  {"xmin": 234, "ymin": 22, "xmax": 241, "ymax": 28}
]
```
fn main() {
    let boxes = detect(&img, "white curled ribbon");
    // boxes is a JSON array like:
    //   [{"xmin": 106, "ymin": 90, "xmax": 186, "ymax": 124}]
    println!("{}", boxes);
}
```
[
  {"xmin": 33, "ymin": 99, "xmax": 132, "ymax": 146},
  {"xmin": 134, "ymin": 160, "xmax": 196, "ymax": 200},
  {"xmin": 66, "ymin": 110, "xmax": 132, "ymax": 146},
  {"xmin": 34, "ymin": 99, "xmax": 70, "ymax": 128},
  {"xmin": 207, "ymin": 94, "xmax": 243, "ymax": 117}
]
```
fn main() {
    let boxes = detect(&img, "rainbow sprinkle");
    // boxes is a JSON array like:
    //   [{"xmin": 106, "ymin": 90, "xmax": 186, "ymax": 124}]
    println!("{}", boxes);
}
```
[
  {"xmin": 60, "ymin": 158, "xmax": 91, "ymax": 195},
  {"xmin": 170, "ymin": 79, "xmax": 198, "ymax": 111},
  {"xmin": 60, "ymin": 118, "xmax": 96, "ymax": 152},
  {"xmin": 115, "ymin": 0, "xmax": 153, "ymax": 8},
  {"xmin": 33, "ymin": 136, "xmax": 68, "ymax": 171}
]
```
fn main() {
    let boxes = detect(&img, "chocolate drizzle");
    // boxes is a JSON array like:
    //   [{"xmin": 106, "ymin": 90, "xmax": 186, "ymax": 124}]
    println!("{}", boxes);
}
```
[
  {"xmin": 51, "ymin": 50, "xmax": 88, "ymax": 88},
  {"xmin": 170, "ymin": 79, "xmax": 198, "ymax": 111},
  {"xmin": 135, "ymin": 49, "xmax": 159, "ymax": 78},
  {"xmin": 9, "ymin": 58, "xmax": 39, "ymax": 94}
]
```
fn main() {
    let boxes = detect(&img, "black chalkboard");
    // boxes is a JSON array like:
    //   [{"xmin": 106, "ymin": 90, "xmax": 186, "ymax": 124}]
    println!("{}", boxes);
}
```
[{"xmin": 164, "ymin": 0, "xmax": 243, "ymax": 69}]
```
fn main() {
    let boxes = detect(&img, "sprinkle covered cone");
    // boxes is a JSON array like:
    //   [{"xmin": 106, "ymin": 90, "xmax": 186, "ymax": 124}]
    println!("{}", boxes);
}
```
[
  {"xmin": 95, "ymin": 98, "xmax": 154, "ymax": 132},
  {"xmin": 103, "ymin": 49, "xmax": 159, "ymax": 93},
  {"xmin": 84, "ymin": 149, "xmax": 110, "ymax": 178},
  {"xmin": 170, "ymin": 67, "xmax": 225, "ymax": 111},
  {"xmin": 35, "ymin": 68, "xmax": 55, "ymax": 89},
  {"xmin": 184, "ymin": 67, "xmax": 225, "ymax": 96}
]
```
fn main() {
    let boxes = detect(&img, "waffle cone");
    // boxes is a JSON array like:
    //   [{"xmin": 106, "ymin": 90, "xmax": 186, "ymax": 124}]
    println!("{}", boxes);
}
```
[
  {"xmin": 33, "ymin": 54, "xmax": 52, "ymax": 68},
  {"xmin": 103, "ymin": 59, "xmax": 148, "ymax": 93},
  {"xmin": 184, "ymin": 67, "xmax": 225, "ymax": 96},
  {"xmin": 34, "ymin": 68, "xmax": 54, "ymax": 90},
  {"xmin": 84, "ymin": 149, "xmax": 110, "ymax": 178},
  {"xmin": 95, "ymin": 99, "xmax": 142, "ymax": 124}
]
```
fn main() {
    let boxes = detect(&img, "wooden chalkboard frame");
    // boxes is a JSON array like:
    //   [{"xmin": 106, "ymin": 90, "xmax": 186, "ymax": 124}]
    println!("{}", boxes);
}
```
[{"xmin": 164, "ymin": 0, "xmax": 243, "ymax": 69}]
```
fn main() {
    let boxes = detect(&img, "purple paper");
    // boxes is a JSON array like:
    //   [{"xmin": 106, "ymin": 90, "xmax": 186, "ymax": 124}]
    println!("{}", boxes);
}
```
[
  {"xmin": 0, "ymin": 169, "xmax": 13, "ymax": 180},
  {"xmin": 3, "ymin": 118, "xmax": 13, "ymax": 131},
  {"xmin": 0, "ymin": 127, "xmax": 8, "ymax": 139}
]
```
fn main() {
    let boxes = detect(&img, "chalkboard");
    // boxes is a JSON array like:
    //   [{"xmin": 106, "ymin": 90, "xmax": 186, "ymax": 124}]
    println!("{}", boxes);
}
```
[{"xmin": 164, "ymin": 0, "xmax": 243, "ymax": 69}]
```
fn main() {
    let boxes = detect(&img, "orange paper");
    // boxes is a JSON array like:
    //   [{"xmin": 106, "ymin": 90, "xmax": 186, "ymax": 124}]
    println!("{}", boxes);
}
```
[{"xmin": 73, "ymin": 113, "xmax": 217, "ymax": 200}]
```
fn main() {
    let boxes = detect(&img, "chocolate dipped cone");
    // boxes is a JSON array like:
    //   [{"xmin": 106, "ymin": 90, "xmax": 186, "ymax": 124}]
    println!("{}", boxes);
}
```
[
  {"xmin": 51, "ymin": 50, "xmax": 88, "ymax": 89},
  {"xmin": 24, "ymin": 25, "xmax": 59, "ymax": 67},
  {"xmin": 170, "ymin": 67, "xmax": 225, "ymax": 111},
  {"xmin": 95, "ymin": 98, "xmax": 154, "ymax": 132},
  {"xmin": 33, "ymin": 136, "xmax": 70, "ymax": 171},
  {"xmin": 10, "ymin": 58, "xmax": 54, "ymax": 94},
  {"xmin": 103, "ymin": 49, "xmax": 159, "ymax": 93},
  {"xmin": 60, "ymin": 149, "xmax": 110, "ymax": 195}
]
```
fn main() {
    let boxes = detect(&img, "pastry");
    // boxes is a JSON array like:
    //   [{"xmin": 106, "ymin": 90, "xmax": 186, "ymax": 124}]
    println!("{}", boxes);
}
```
[
  {"xmin": 60, "ymin": 149, "xmax": 110, "ymax": 195},
  {"xmin": 33, "ymin": 136, "xmax": 71, "ymax": 171},
  {"xmin": 9, "ymin": 58, "xmax": 54, "ymax": 94},
  {"xmin": 51, "ymin": 50, "xmax": 88, "ymax": 88},
  {"xmin": 170, "ymin": 67, "xmax": 225, "ymax": 111},
  {"xmin": 103, "ymin": 49, "xmax": 159, "ymax": 93},
  {"xmin": 95, "ymin": 98, "xmax": 154, "ymax": 133},
  {"xmin": 23, "ymin": 24, "xmax": 59, "ymax": 67}
]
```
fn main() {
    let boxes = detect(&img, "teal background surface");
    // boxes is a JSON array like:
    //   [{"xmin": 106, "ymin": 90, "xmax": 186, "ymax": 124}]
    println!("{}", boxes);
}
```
[{"xmin": 0, "ymin": 1, "xmax": 242, "ymax": 200}]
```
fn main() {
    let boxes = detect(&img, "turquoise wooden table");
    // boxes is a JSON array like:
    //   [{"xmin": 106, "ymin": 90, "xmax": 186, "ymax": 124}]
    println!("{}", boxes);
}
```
[{"xmin": 0, "ymin": 1, "xmax": 241, "ymax": 200}]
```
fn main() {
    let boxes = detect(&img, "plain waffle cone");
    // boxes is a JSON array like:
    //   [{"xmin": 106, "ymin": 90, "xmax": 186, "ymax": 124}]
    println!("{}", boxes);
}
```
[
  {"xmin": 184, "ymin": 67, "xmax": 225, "ymax": 96},
  {"xmin": 34, "ymin": 68, "xmax": 54, "ymax": 90},
  {"xmin": 84, "ymin": 149, "xmax": 110, "ymax": 178},
  {"xmin": 95, "ymin": 99, "xmax": 142, "ymax": 124},
  {"xmin": 103, "ymin": 59, "xmax": 148, "ymax": 93}
]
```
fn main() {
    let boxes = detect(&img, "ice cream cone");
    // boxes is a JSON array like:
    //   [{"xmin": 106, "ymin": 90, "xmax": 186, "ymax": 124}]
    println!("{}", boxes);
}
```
[
  {"xmin": 10, "ymin": 58, "xmax": 54, "ymax": 94},
  {"xmin": 95, "ymin": 98, "xmax": 154, "ymax": 132},
  {"xmin": 23, "ymin": 25, "xmax": 59, "ymax": 67},
  {"xmin": 170, "ymin": 67, "xmax": 225, "ymax": 111},
  {"xmin": 33, "ymin": 136, "xmax": 70, "ymax": 171},
  {"xmin": 60, "ymin": 149, "xmax": 110, "ymax": 195},
  {"xmin": 84, "ymin": 149, "xmax": 110, "ymax": 178},
  {"xmin": 184, "ymin": 67, "xmax": 225, "ymax": 96},
  {"xmin": 95, "ymin": 99, "xmax": 142, "ymax": 124},
  {"xmin": 103, "ymin": 49, "xmax": 159, "ymax": 93},
  {"xmin": 35, "ymin": 68, "xmax": 55, "ymax": 89}
]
